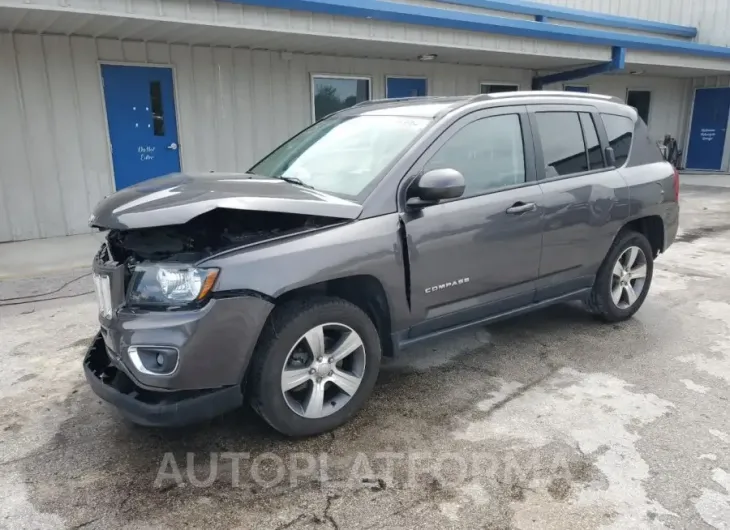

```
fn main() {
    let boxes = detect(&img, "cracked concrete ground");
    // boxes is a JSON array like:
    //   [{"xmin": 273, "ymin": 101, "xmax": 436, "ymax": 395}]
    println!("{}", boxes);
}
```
[{"xmin": 2, "ymin": 183, "xmax": 730, "ymax": 529}]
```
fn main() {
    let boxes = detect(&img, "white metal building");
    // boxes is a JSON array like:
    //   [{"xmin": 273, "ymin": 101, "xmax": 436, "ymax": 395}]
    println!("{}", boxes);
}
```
[{"xmin": 2, "ymin": 0, "xmax": 730, "ymax": 242}]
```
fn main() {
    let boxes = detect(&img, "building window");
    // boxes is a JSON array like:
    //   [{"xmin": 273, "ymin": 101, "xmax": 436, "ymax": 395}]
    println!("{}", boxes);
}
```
[
  {"xmin": 312, "ymin": 76, "xmax": 371, "ymax": 121},
  {"xmin": 564, "ymin": 85, "xmax": 590, "ymax": 93},
  {"xmin": 626, "ymin": 90, "xmax": 651, "ymax": 124},
  {"xmin": 534, "ymin": 112, "xmax": 589, "ymax": 177},
  {"xmin": 424, "ymin": 114, "xmax": 525, "ymax": 197},
  {"xmin": 480, "ymin": 83, "xmax": 519, "ymax": 94},
  {"xmin": 601, "ymin": 114, "xmax": 634, "ymax": 167}
]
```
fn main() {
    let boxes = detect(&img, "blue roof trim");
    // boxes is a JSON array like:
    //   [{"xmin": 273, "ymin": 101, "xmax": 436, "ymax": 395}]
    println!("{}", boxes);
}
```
[
  {"xmin": 219, "ymin": 0, "xmax": 730, "ymax": 60},
  {"xmin": 434, "ymin": 0, "xmax": 697, "ymax": 39}
]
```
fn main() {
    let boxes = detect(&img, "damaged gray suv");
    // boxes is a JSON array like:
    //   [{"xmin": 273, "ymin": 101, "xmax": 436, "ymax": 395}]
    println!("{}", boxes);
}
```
[{"xmin": 85, "ymin": 92, "xmax": 679, "ymax": 437}]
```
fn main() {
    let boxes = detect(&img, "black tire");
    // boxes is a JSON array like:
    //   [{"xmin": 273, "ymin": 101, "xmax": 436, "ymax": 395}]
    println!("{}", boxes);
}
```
[
  {"xmin": 248, "ymin": 296, "xmax": 381, "ymax": 437},
  {"xmin": 587, "ymin": 230, "xmax": 654, "ymax": 323}
]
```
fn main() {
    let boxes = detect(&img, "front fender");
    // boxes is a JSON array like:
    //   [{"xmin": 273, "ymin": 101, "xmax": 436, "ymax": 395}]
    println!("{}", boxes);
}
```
[{"xmin": 201, "ymin": 214, "xmax": 410, "ymax": 329}]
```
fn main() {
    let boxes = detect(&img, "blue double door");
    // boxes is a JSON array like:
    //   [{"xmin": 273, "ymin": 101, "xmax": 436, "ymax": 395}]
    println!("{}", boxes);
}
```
[
  {"xmin": 386, "ymin": 77, "xmax": 427, "ymax": 98},
  {"xmin": 101, "ymin": 65, "xmax": 181, "ymax": 190},
  {"xmin": 686, "ymin": 87, "xmax": 730, "ymax": 171}
]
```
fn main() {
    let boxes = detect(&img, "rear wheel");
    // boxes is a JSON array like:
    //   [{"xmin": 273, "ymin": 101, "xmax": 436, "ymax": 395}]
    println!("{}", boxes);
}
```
[
  {"xmin": 248, "ymin": 297, "xmax": 381, "ymax": 437},
  {"xmin": 587, "ymin": 230, "xmax": 654, "ymax": 323}
]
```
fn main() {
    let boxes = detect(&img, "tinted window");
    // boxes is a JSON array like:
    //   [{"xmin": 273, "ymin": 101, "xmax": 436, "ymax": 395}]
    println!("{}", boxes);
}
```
[
  {"xmin": 481, "ymin": 84, "xmax": 519, "ymax": 94},
  {"xmin": 580, "ymin": 113, "xmax": 605, "ymax": 170},
  {"xmin": 601, "ymin": 114, "xmax": 634, "ymax": 167},
  {"xmin": 535, "ymin": 112, "xmax": 588, "ymax": 177},
  {"xmin": 565, "ymin": 85, "xmax": 590, "ymax": 93},
  {"xmin": 424, "ymin": 114, "xmax": 525, "ymax": 197},
  {"xmin": 627, "ymin": 118, "xmax": 665, "ymax": 166},
  {"xmin": 312, "ymin": 77, "xmax": 371, "ymax": 121},
  {"xmin": 627, "ymin": 90, "xmax": 651, "ymax": 124}
]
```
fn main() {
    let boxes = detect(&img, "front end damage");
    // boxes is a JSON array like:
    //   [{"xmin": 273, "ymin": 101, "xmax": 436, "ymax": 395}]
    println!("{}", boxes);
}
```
[
  {"xmin": 84, "ymin": 173, "xmax": 361, "ymax": 426},
  {"xmin": 99, "ymin": 208, "xmax": 345, "ymax": 311},
  {"xmin": 104, "ymin": 208, "xmax": 345, "ymax": 266},
  {"xmin": 86, "ymin": 211, "xmax": 348, "ymax": 426}
]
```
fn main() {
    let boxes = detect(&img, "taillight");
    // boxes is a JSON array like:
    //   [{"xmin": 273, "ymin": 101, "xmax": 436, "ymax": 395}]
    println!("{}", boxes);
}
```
[{"xmin": 673, "ymin": 167, "xmax": 680, "ymax": 202}]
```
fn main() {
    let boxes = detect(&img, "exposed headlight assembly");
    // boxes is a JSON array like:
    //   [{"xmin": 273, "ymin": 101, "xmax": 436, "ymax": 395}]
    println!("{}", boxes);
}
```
[{"xmin": 128, "ymin": 264, "xmax": 219, "ymax": 307}]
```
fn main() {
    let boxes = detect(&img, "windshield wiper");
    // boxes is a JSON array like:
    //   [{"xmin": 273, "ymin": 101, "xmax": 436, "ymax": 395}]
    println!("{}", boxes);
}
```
[{"xmin": 275, "ymin": 175, "xmax": 315, "ymax": 190}]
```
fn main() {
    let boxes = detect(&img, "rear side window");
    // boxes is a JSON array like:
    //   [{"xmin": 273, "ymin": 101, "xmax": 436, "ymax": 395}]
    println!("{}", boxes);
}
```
[
  {"xmin": 601, "ymin": 114, "xmax": 634, "ymax": 166},
  {"xmin": 534, "ymin": 112, "xmax": 588, "ymax": 177}
]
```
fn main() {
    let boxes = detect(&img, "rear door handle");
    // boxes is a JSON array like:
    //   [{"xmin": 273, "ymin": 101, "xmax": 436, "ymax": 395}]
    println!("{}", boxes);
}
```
[{"xmin": 506, "ymin": 202, "xmax": 537, "ymax": 215}]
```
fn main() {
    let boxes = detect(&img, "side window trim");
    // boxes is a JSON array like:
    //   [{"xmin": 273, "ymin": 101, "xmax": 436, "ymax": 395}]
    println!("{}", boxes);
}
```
[
  {"xmin": 578, "ymin": 112, "xmax": 606, "ymax": 170},
  {"xmin": 529, "ymin": 104, "xmax": 614, "ymax": 181},
  {"xmin": 397, "ymin": 106, "xmax": 537, "ymax": 210}
]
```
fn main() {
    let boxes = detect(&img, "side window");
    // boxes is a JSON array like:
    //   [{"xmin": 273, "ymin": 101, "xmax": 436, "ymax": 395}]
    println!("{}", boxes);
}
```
[
  {"xmin": 601, "ymin": 114, "xmax": 634, "ymax": 167},
  {"xmin": 423, "ymin": 114, "xmax": 526, "ymax": 197},
  {"xmin": 535, "ymin": 112, "xmax": 588, "ymax": 177},
  {"xmin": 580, "ymin": 113, "xmax": 605, "ymax": 170}
]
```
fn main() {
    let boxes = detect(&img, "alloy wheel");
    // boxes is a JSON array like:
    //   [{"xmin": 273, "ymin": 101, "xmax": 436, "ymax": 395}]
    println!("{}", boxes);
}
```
[
  {"xmin": 611, "ymin": 246, "xmax": 648, "ymax": 310},
  {"xmin": 280, "ymin": 323, "xmax": 366, "ymax": 419}
]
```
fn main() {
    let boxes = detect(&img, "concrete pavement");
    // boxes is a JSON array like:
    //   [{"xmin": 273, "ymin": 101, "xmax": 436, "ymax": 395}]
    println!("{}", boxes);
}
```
[
  {"xmin": 1, "ymin": 186, "xmax": 730, "ymax": 529},
  {"xmin": 0, "ymin": 232, "xmax": 103, "ymax": 280}
]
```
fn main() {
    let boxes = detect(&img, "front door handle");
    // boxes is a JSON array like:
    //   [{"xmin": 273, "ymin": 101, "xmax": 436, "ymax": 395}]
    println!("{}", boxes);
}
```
[
  {"xmin": 506, "ymin": 202, "xmax": 537, "ymax": 215},
  {"xmin": 167, "ymin": 142, "xmax": 178, "ymax": 151}
]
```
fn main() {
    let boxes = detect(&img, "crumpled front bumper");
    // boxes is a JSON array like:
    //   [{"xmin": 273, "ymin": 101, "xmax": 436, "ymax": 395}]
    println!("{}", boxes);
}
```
[{"xmin": 84, "ymin": 332, "xmax": 243, "ymax": 427}]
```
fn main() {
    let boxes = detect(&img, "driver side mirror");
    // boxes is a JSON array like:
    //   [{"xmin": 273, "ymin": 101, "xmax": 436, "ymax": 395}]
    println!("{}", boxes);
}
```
[{"xmin": 407, "ymin": 168, "xmax": 466, "ymax": 209}]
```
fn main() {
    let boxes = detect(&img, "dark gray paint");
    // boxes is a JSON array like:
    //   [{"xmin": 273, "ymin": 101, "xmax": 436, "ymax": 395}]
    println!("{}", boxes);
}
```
[
  {"xmin": 89, "ymin": 172, "xmax": 363, "ymax": 230},
  {"xmin": 97, "ymin": 295, "xmax": 273, "ymax": 391},
  {"xmin": 88, "ymin": 92, "xmax": 679, "ymax": 398}
]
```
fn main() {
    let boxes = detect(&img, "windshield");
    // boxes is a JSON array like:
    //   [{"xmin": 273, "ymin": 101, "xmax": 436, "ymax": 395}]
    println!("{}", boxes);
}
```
[{"xmin": 249, "ymin": 114, "xmax": 430, "ymax": 201}]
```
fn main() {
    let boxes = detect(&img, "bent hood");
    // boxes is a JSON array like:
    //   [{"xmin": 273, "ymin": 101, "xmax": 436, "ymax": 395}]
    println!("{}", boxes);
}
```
[{"xmin": 89, "ymin": 173, "xmax": 363, "ymax": 230}]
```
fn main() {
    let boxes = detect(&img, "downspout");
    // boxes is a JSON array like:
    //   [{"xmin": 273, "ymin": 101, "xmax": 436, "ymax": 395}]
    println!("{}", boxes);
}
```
[{"xmin": 532, "ymin": 46, "xmax": 627, "ymax": 90}]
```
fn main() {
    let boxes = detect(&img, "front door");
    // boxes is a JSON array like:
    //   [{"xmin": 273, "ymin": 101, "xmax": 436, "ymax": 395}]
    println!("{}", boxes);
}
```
[
  {"xmin": 101, "ymin": 65, "xmax": 181, "ymax": 190},
  {"xmin": 686, "ymin": 87, "xmax": 730, "ymax": 171},
  {"xmin": 403, "ymin": 107, "xmax": 543, "ymax": 337},
  {"xmin": 386, "ymin": 77, "xmax": 427, "ymax": 98}
]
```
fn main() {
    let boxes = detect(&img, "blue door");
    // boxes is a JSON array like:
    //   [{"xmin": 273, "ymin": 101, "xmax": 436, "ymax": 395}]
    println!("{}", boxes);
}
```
[
  {"xmin": 101, "ymin": 65, "xmax": 181, "ymax": 190},
  {"xmin": 686, "ymin": 88, "xmax": 730, "ymax": 171},
  {"xmin": 386, "ymin": 77, "xmax": 427, "ymax": 98}
]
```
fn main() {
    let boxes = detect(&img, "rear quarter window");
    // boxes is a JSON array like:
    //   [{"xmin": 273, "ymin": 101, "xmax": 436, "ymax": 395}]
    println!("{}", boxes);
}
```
[
  {"xmin": 601, "ymin": 114, "xmax": 634, "ymax": 167},
  {"xmin": 627, "ymin": 118, "xmax": 666, "ymax": 167}
]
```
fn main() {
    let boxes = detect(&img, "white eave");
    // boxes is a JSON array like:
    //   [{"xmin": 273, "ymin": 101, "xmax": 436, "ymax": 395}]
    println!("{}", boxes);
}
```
[{"xmin": 0, "ymin": 0, "xmax": 729, "ymax": 76}]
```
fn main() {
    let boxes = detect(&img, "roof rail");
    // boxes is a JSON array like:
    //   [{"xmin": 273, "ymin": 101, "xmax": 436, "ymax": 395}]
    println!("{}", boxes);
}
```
[
  {"xmin": 350, "ymin": 96, "xmax": 463, "ymax": 109},
  {"xmin": 473, "ymin": 90, "xmax": 624, "ymax": 104}
]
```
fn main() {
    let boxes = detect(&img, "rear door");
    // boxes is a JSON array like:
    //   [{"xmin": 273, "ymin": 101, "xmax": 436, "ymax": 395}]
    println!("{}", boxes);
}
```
[
  {"xmin": 530, "ymin": 105, "xmax": 629, "ymax": 301},
  {"xmin": 402, "ymin": 106, "xmax": 544, "ymax": 336}
]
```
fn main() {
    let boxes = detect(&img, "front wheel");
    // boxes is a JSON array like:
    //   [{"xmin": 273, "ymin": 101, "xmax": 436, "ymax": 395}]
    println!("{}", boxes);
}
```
[
  {"xmin": 587, "ymin": 230, "xmax": 654, "ymax": 323},
  {"xmin": 248, "ymin": 297, "xmax": 381, "ymax": 437}
]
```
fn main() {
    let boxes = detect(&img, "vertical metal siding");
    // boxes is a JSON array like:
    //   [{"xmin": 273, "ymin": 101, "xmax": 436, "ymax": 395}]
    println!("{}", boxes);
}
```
[
  {"xmin": 0, "ymin": 32, "xmax": 692, "ymax": 242},
  {"xmin": 3, "ymin": 0, "xmax": 730, "ymax": 47},
  {"xmin": 0, "ymin": 32, "xmax": 113, "ymax": 242},
  {"xmin": 531, "ymin": 0, "xmax": 730, "ymax": 46}
]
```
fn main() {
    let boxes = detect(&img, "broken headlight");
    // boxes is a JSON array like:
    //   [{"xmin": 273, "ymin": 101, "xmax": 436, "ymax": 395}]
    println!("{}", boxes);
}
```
[{"xmin": 127, "ymin": 264, "xmax": 219, "ymax": 307}]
